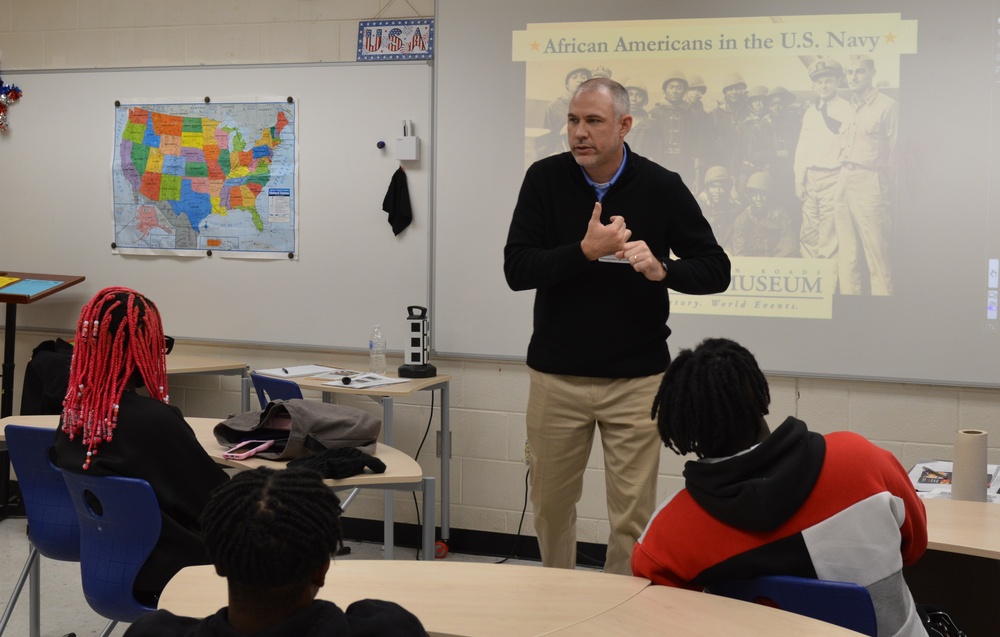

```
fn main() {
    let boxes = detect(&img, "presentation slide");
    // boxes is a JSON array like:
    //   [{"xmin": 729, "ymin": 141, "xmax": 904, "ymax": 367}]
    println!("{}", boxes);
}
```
[
  {"xmin": 435, "ymin": 0, "xmax": 1000, "ymax": 386},
  {"xmin": 519, "ymin": 13, "xmax": 914, "ymax": 318}
]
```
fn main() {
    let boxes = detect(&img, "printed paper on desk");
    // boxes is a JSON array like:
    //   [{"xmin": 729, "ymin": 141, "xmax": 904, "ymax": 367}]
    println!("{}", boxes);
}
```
[
  {"xmin": 908, "ymin": 460, "xmax": 1000, "ymax": 494},
  {"xmin": 256, "ymin": 365, "xmax": 336, "ymax": 378},
  {"xmin": 308, "ymin": 367, "xmax": 365, "ymax": 381},
  {"xmin": 323, "ymin": 373, "xmax": 409, "ymax": 389}
]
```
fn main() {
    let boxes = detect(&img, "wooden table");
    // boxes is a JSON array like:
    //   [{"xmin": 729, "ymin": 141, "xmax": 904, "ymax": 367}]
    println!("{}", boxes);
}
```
[
  {"xmin": 292, "ymin": 372, "xmax": 452, "ymax": 554},
  {"xmin": 545, "ymin": 584, "xmax": 865, "ymax": 637},
  {"xmin": 0, "ymin": 272, "xmax": 85, "ymax": 419},
  {"xmin": 166, "ymin": 353, "xmax": 250, "ymax": 413},
  {"xmin": 162, "ymin": 561, "xmax": 650, "ymax": 637},
  {"xmin": 160, "ymin": 561, "xmax": 866, "ymax": 636},
  {"xmin": 0, "ymin": 415, "xmax": 436, "ymax": 560},
  {"xmin": 0, "ymin": 272, "xmax": 85, "ymax": 520},
  {"xmin": 903, "ymin": 497, "xmax": 1000, "ymax": 636},
  {"xmin": 922, "ymin": 497, "xmax": 1000, "ymax": 559}
]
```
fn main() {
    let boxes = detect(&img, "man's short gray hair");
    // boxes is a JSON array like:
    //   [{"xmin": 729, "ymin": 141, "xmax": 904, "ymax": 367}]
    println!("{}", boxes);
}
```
[{"xmin": 572, "ymin": 77, "xmax": 631, "ymax": 119}]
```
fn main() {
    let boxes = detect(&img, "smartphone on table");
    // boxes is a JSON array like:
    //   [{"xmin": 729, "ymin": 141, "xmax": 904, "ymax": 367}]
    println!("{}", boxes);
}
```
[{"xmin": 222, "ymin": 439, "xmax": 275, "ymax": 460}]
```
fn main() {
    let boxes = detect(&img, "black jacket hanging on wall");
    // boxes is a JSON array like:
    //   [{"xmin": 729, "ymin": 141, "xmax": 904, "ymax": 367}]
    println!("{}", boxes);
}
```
[{"xmin": 382, "ymin": 166, "xmax": 413, "ymax": 235}]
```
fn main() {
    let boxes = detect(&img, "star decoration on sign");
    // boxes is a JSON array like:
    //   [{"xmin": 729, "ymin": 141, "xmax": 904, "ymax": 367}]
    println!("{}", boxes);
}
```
[
  {"xmin": 884, "ymin": 32, "xmax": 897, "ymax": 43},
  {"xmin": 530, "ymin": 40, "xmax": 540, "ymax": 51}
]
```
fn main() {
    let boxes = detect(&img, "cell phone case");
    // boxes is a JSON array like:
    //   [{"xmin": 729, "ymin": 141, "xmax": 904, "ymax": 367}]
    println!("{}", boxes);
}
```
[{"xmin": 222, "ymin": 439, "xmax": 275, "ymax": 460}]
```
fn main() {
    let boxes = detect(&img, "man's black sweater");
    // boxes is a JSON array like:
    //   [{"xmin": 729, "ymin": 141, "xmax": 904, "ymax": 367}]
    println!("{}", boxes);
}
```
[{"xmin": 504, "ymin": 146, "xmax": 730, "ymax": 377}]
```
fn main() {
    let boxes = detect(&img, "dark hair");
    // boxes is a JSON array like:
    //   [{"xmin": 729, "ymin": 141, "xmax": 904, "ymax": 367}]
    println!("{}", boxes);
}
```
[
  {"xmin": 201, "ymin": 467, "xmax": 343, "ymax": 591},
  {"xmin": 651, "ymin": 338, "xmax": 770, "ymax": 458}
]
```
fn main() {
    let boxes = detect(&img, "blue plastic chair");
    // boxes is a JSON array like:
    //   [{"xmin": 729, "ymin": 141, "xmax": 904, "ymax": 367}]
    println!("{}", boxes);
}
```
[
  {"xmin": 705, "ymin": 575, "xmax": 878, "ymax": 636},
  {"xmin": 61, "ymin": 471, "xmax": 162, "ymax": 637},
  {"xmin": 250, "ymin": 371, "xmax": 304, "ymax": 409},
  {"xmin": 1, "ymin": 425, "xmax": 81, "ymax": 637}
]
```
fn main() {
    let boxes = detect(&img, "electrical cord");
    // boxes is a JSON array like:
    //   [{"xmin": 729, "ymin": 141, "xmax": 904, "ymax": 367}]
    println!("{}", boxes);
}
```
[
  {"xmin": 410, "ymin": 392, "xmax": 435, "ymax": 560},
  {"xmin": 495, "ymin": 466, "xmax": 530, "ymax": 564}
]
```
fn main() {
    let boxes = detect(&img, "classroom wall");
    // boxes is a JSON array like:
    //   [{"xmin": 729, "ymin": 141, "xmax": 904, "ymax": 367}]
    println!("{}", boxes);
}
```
[{"xmin": 3, "ymin": 0, "xmax": 1000, "ymax": 549}]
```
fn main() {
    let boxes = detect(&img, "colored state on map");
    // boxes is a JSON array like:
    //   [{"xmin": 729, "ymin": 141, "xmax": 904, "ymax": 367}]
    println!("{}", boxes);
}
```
[{"xmin": 118, "ymin": 107, "xmax": 289, "ymax": 235}]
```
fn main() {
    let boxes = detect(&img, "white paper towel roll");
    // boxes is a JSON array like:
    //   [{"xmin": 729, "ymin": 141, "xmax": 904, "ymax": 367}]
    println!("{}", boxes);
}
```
[{"xmin": 951, "ymin": 429, "xmax": 988, "ymax": 502}]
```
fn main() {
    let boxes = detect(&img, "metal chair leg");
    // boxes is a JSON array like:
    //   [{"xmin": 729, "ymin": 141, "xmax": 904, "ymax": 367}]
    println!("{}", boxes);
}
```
[
  {"xmin": 28, "ymin": 548, "xmax": 40, "ymax": 637},
  {"xmin": 0, "ymin": 544, "xmax": 39, "ymax": 636},
  {"xmin": 97, "ymin": 619, "xmax": 118, "ymax": 637},
  {"xmin": 339, "ymin": 487, "xmax": 360, "ymax": 510}
]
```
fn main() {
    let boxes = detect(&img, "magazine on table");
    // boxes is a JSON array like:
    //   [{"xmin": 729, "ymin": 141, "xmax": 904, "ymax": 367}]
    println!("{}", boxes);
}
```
[{"xmin": 908, "ymin": 460, "xmax": 1000, "ymax": 502}]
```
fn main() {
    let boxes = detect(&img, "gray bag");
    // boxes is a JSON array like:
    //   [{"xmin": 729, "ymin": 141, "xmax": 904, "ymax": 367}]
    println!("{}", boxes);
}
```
[{"xmin": 214, "ymin": 398, "xmax": 381, "ymax": 459}]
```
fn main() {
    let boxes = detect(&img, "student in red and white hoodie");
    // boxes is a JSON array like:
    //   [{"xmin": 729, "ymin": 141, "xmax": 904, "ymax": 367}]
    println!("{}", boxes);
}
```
[{"xmin": 632, "ymin": 337, "xmax": 928, "ymax": 637}]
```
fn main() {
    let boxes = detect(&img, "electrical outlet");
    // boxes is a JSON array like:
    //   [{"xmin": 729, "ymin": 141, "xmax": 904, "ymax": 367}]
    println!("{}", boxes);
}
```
[{"xmin": 523, "ymin": 439, "xmax": 531, "ymax": 465}]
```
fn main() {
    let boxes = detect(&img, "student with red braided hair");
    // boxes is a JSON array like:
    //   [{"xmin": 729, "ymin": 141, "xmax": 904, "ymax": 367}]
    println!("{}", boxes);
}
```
[{"xmin": 55, "ymin": 286, "xmax": 230, "ymax": 605}]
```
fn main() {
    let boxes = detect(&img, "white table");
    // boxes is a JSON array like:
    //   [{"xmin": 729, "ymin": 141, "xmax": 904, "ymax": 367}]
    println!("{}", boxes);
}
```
[{"xmin": 289, "ymin": 371, "xmax": 451, "ymax": 553}]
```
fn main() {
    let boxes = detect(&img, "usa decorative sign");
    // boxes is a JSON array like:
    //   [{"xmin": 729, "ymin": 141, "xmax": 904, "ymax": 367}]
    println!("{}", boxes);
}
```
[{"xmin": 357, "ymin": 19, "xmax": 434, "ymax": 61}]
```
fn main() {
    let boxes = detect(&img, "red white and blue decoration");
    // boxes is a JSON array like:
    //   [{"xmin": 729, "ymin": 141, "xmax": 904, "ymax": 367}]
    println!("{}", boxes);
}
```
[
  {"xmin": 0, "ymin": 67, "xmax": 22, "ymax": 132},
  {"xmin": 357, "ymin": 19, "xmax": 434, "ymax": 62}
]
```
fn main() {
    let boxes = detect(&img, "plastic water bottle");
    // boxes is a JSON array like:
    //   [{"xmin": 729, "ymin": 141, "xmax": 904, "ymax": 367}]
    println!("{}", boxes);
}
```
[{"xmin": 369, "ymin": 324, "xmax": 387, "ymax": 374}]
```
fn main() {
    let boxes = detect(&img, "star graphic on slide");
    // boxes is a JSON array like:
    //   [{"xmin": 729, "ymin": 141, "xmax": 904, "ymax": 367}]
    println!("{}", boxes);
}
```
[
  {"xmin": 884, "ymin": 32, "xmax": 897, "ymax": 43},
  {"xmin": 530, "ymin": 40, "xmax": 540, "ymax": 51}
]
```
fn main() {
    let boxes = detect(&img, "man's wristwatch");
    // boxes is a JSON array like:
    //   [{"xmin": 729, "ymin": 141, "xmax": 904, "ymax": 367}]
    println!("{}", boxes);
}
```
[{"xmin": 660, "ymin": 259, "xmax": 669, "ymax": 277}]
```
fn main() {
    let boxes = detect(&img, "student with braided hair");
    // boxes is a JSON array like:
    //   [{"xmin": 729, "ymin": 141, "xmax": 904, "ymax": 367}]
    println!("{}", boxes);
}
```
[
  {"xmin": 125, "ymin": 467, "xmax": 429, "ymax": 636},
  {"xmin": 632, "ymin": 338, "xmax": 929, "ymax": 637},
  {"xmin": 54, "ymin": 286, "xmax": 229, "ymax": 605}
]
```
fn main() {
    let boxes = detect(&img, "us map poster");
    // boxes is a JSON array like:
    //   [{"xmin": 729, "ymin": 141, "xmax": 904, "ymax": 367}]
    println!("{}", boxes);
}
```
[{"xmin": 112, "ymin": 100, "xmax": 297, "ymax": 258}]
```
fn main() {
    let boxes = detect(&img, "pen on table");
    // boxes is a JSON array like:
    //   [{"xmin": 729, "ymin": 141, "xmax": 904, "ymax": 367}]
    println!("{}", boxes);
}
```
[{"xmin": 282, "ymin": 368, "xmax": 289, "ymax": 374}]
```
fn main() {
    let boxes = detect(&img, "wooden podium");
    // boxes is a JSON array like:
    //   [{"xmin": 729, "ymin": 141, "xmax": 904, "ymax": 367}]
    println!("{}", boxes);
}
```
[
  {"xmin": 0, "ymin": 271, "xmax": 85, "ymax": 418},
  {"xmin": 0, "ymin": 271, "xmax": 84, "ymax": 520}
]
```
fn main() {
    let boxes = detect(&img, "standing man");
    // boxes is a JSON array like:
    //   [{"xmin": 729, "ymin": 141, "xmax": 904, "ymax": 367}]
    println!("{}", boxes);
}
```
[
  {"xmin": 763, "ymin": 86, "xmax": 802, "ymax": 217},
  {"xmin": 708, "ymin": 72, "xmax": 750, "ymax": 176},
  {"xmin": 684, "ymin": 75, "xmax": 712, "ymax": 186},
  {"xmin": 735, "ymin": 85, "xmax": 771, "ymax": 193},
  {"xmin": 638, "ymin": 71, "xmax": 701, "ymax": 189},
  {"xmin": 504, "ymin": 78, "xmax": 731, "ymax": 575},
  {"xmin": 836, "ymin": 56, "xmax": 897, "ymax": 295},
  {"xmin": 624, "ymin": 80, "xmax": 650, "ymax": 134},
  {"xmin": 795, "ymin": 58, "xmax": 853, "ymax": 260},
  {"xmin": 541, "ymin": 67, "xmax": 593, "ymax": 158}
]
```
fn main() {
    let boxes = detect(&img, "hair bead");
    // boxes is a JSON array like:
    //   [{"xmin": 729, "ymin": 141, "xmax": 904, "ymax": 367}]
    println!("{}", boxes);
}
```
[{"xmin": 61, "ymin": 287, "xmax": 169, "ymax": 468}]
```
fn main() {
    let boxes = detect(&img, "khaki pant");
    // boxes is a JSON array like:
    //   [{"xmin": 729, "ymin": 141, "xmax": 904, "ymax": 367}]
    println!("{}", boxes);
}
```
[
  {"xmin": 799, "ymin": 166, "xmax": 840, "ymax": 260},
  {"xmin": 526, "ymin": 369, "xmax": 662, "ymax": 575},
  {"xmin": 834, "ymin": 165, "xmax": 893, "ymax": 295}
]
